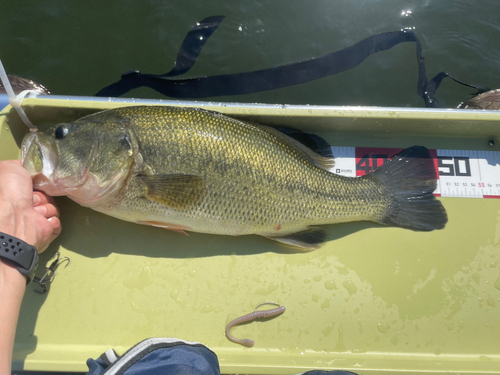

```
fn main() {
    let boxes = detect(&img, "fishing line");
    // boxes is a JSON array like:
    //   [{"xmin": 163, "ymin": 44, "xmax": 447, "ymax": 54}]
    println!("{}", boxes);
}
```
[{"xmin": 0, "ymin": 59, "xmax": 38, "ymax": 131}]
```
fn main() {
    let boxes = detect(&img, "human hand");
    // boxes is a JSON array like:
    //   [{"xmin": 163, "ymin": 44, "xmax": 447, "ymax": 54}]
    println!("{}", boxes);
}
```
[
  {"xmin": 0, "ymin": 160, "xmax": 62, "ymax": 375},
  {"xmin": 0, "ymin": 160, "xmax": 61, "ymax": 253}
]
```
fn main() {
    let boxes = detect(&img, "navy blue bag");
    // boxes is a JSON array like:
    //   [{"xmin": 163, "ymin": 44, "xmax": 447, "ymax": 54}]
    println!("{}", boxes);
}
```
[
  {"xmin": 85, "ymin": 337, "xmax": 358, "ymax": 375},
  {"xmin": 85, "ymin": 338, "xmax": 220, "ymax": 375}
]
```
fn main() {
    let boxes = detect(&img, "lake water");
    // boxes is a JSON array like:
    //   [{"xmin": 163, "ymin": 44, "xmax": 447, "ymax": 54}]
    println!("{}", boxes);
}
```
[{"xmin": 1, "ymin": 0, "xmax": 499, "ymax": 107}]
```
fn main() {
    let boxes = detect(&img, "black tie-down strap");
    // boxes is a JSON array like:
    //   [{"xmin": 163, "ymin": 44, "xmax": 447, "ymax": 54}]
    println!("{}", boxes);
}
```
[{"xmin": 96, "ymin": 16, "xmax": 485, "ymax": 107}]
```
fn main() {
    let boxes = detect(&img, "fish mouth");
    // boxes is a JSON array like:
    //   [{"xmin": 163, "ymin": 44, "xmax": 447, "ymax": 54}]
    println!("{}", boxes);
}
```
[
  {"xmin": 21, "ymin": 132, "xmax": 131, "ymax": 206},
  {"xmin": 21, "ymin": 132, "xmax": 67, "ymax": 196}
]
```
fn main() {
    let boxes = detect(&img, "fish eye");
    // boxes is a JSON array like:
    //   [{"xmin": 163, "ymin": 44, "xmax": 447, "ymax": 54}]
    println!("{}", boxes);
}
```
[{"xmin": 55, "ymin": 125, "xmax": 69, "ymax": 139}]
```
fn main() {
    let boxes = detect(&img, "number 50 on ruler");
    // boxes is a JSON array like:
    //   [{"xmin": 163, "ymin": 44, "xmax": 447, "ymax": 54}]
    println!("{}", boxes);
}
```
[{"xmin": 331, "ymin": 147, "xmax": 500, "ymax": 199}]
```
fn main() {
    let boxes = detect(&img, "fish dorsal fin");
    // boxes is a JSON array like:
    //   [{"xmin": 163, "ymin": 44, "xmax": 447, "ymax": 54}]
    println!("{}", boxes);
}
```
[
  {"xmin": 260, "ymin": 125, "xmax": 335, "ymax": 171},
  {"xmin": 274, "ymin": 127, "xmax": 334, "ymax": 159},
  {"xmin": 285, "ymin": 135, "xmax": 335, "ymax": 171},
  {"xmin": 138, "ymin": 174, "xmax": 206, "ymax": 210}
]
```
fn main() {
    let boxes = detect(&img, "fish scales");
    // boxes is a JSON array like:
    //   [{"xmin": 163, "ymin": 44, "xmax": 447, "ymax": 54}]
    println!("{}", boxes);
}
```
[
  {"xmin": 111, "ymin": 107, "xmax": 386, "ymax": 234},
  {"xmin": 22, "ymin": 105, "xmax": 447, "ymax": 249}
]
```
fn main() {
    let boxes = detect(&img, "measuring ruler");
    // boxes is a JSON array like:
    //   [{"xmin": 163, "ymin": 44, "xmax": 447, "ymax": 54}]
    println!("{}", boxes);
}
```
[{"xmin": 330, "ymin": 147, "xmax": 500, "ymax": 199}]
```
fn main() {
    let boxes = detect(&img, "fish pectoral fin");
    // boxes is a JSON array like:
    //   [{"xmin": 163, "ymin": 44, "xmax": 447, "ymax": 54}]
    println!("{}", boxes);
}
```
[
  {"xmin": 138, "ymin": 220, "xmax": 190, "ymax": 236},
  {"xmin": 138, "ymin": 174, "xmax": 206, "ymax": 210},
  {"xmin": 264, "ymin": 227, "xmax": 327, "ymax": 251}
]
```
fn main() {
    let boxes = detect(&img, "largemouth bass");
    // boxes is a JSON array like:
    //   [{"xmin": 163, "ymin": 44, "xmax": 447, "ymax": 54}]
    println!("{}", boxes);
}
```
[{"xmin": 21, "ymin": 106, "xmax": 447, "ymax": 250}]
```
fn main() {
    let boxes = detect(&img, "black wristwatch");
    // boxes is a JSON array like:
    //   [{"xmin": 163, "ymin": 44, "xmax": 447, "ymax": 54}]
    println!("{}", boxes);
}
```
[{"xmin": 0, "ymin": 232, "xmax": 38, "ymax": 285}]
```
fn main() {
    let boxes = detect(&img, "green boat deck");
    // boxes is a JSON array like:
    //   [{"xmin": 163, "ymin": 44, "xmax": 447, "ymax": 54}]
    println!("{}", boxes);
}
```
[{"xmin": 1, "ymin": 96, "xmax": 499, "ymax": 374}]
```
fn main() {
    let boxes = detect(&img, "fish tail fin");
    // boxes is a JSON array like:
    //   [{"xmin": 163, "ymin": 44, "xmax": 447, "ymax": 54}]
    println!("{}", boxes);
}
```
[{"xmin": 370, "ymin": 146, "xmax": 447, "ymax": 231}]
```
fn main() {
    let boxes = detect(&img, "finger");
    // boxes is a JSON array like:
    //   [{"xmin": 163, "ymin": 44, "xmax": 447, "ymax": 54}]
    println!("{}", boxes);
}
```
[
  {"xmin": 10, "ymin": 159, "xmax": 22, "ymax": 166},
  {"xmin": 48, "ymin": 216, "xmax": 62, "ymax": 239},
  {"xmin": 34, "ymin": 203, "xmax": 60, "ymax": 219},
  {"xmin": 0, "ymin": 159, "xmax": 23, "ymax": 168},
  {"xmin": 36, "ymin": 216, "xmax": 62, "ymax": 254},
  {"xmin": 33, "ymin": 191, "xmax": 56, "ymax": 206}
]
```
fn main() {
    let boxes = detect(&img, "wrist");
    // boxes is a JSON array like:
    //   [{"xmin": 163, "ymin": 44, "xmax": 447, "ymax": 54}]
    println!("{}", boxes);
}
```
[
  {"xmin": 0, "ymin": 259, "xmax": 27, "ymax": 293},
  {"xmin": 0, "ymin": 201, "xmax": 39, "ymax": 250}
]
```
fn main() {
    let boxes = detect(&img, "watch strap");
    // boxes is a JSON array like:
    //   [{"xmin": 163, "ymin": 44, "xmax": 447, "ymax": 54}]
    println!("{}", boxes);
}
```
[{"xmin": 0, "ymin": 232, "xmax": 38, "ymax": 284}]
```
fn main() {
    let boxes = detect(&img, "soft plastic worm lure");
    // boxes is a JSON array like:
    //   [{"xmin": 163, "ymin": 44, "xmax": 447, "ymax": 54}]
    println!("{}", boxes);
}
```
[{"xmin": 225, "ymin": 302, "xmax": 286, "ymax": 347}]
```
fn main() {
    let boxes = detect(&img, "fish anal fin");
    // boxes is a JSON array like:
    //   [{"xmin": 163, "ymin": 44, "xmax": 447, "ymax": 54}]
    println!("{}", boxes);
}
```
[
  {"xmin": 264, "ymin": 227, "xmax": 327, "ymax": 251},
  {"xmin": 138, "ymin": 174, "xmax": 206, "ymax": 210},
  {"xmin": 138, "ymin": 220, "xmax": 190, "ymax": 236}
]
